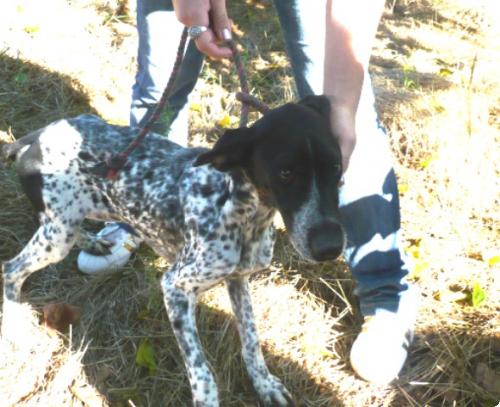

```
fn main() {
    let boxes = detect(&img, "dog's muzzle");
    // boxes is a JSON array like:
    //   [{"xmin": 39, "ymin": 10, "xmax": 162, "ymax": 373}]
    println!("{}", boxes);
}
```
[{"xmin": 308, "ymin": 221, "xmax": 344, "ymax": 261}]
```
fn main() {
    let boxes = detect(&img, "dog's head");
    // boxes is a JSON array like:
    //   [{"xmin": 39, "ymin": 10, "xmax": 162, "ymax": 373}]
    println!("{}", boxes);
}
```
[{"xmin": 195, "ymin": 95, "xmax": 344, "ymax": 262}]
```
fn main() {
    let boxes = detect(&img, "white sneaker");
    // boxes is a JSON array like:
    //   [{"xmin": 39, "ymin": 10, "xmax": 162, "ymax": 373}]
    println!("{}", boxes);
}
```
[
  {"xmin": 77, "ymin": 223, "xmax": 142, "ymax": 275},
  {"xmin": 350, "ymin": 285, "xmax": 419, "ymax": 385}
]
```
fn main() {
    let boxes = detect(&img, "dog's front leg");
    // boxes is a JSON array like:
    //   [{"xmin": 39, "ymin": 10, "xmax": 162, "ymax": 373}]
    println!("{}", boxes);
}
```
[
  {"xmin": 226, "ymin": 277, "xmax": 294, "ymax": 406},
  {"xmin": 162, "ymin": 270, "xmax": 219, "ymax": 407}
]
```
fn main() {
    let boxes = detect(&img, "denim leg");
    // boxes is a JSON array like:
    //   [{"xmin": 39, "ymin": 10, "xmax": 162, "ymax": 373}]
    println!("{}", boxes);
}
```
[
  {"xmin": 272, "ymin": 0, "xmax": 326, "ymax": 97},
  {"xmin": 273, "ymin": 0, "xmax": 411, "ymax": 316},
  {"xmin": 131, "ymin": 0, "xmax": 204, "ymax": 146},
  {"xmin": 341, "ymin": 80, "xmax": 411, "ymax": 315}
]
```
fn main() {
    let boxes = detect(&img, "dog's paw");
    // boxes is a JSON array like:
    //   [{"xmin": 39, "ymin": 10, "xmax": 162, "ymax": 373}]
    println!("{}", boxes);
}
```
[{"xmin": 254, "ymin": 374, "xmax": 294, "ymax": 407}]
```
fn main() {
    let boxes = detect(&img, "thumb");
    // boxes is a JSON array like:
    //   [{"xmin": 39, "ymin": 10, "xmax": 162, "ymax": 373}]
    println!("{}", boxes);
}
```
[{"xmin": 210, "ymin": 0, "xmax": 232, "ymax": 41}]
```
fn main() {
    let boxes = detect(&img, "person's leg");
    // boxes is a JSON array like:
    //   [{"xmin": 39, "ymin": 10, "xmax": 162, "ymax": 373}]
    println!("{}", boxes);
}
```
[
  {"xmin": 271, "ymin": 0, "xmax": 326, "ymax": 99},
  {"xmin": 339, "ymin": 77, "xmax": 414, "ymax": 315},
  {"xmin": 78, "ymin": 0, "xmax": 204, "ymax": 274},
  {"xmin": 131, "ymin": 0, "xmax": 204, "ymax": 146},
  {"xmin": 273, "ymin": 0, "xmax": 418, "ymax": 384}
]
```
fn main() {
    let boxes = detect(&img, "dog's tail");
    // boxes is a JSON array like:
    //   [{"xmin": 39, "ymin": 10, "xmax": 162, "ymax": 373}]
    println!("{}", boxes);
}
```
[{"xmin": 1, "ymin": 129, "xmax": 42, "ymax": 163}]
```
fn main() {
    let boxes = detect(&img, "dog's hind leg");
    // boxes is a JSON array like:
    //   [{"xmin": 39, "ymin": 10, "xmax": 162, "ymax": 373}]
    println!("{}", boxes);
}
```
[
  {"xmin": 226, "ymin": 277, "xmax": 294, "ymax": 406},
  {"xmin": 1, "ymin": 212, "xmax": 80, "ymax": 340}
]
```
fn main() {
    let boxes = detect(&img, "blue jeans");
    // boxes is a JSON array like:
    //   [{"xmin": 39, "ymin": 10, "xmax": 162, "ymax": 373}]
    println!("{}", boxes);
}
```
[{"xmin": 131, "ymin": 0, "xmax": 412, "ymax": 317}]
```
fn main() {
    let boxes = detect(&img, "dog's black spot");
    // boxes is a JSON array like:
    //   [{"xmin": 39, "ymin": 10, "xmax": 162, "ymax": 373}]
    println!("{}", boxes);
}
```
[
  {"xmin": 78, "ymin": 152, "xmax": 93, "ymax": 161},
  {"xmin": 205, "ymin": 232, "xmax": 217, "ymax": 241},
  {"xmin": 200, "ymin": 184, "xmax": 213, "ymax": 197},
  {"xmin": 173, "ymin": 318, "xmax": 183, "ymax": 330},
  {"xmin": 101, "ymin": 195, "xmax": 109, "ymax": 207},
  {"xmin": 91, "ymin": 193, "xmax": 99, "ymax": 205},
  {"xmin": 17, "ymin": 140, "xmax": 45, "ymax": 213},
  {"xmin": 178, "ymin": 299, "xmax": 188, "ymax": 314},
  {"xmin": 194, "ymin": 354, "xmax": 204, "ymax": 368},
  {"xmin": 216, "ymin": 186, "xmax": 230, "ymax": 207}
]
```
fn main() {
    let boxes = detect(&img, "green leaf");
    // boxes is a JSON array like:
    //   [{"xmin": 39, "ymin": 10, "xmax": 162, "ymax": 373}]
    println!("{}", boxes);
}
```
[
  {"xmin": 14, "ymin": 72, "xmax": 28, "ymax": 84},
  {"xmin": 135, "ymin": 339, "xmax": 157, "ymax": 375},
  {"xmin": 471, "ymin": 282, "xmax": 486, "ymax": 307}
]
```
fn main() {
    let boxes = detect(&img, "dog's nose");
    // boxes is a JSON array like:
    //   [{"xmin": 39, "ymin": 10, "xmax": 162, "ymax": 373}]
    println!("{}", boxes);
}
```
[{"xmin": 308, "ymin": 222, "xmax": 344, "ymax": 261}]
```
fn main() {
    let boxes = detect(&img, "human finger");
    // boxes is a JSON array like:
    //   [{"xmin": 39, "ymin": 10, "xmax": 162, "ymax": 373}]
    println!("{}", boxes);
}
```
[
  {"xmin": 210, "ymin": 0, "xmax": 232, "ymax": 41},
  {"xmin": 195, "ymin": 30, "xmax": 233, "ymax": 59}
]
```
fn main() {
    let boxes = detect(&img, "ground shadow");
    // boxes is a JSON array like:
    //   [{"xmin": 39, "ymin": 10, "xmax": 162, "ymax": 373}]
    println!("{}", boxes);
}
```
[
  {"xmin": 373, "ymin": 21, "xmax": 453, "ymax": 90},
  {"xmin": 5, "ymin": 255, "xmax": 498, "ymax": 406},
  {"xmin": 396, "ymin": 324, "xmax": 499, "ymax": 406},
  {"xmin": 8, "ymin": 258, "xmax": 349, "ymax": 406},
  {"xmin": 0, "ymin": 53, "xmax": 95, "ymax": 137},
  {"xmin": 389, "ymin": 0, "xmax": 481, "ymax": 36},
  {"xmin": 372, "ymin": 0, "xmax": 473, "ymax": 97}
]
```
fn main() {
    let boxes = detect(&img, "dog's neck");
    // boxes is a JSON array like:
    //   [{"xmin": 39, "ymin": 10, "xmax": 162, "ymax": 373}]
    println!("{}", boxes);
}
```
[
  {"xmin": 230, "ymin": 167, "xmax": 276, "ymax": 219},
  {"xmin": 225, "ymin": 168, "xmax": 276, "ymax": 272}
]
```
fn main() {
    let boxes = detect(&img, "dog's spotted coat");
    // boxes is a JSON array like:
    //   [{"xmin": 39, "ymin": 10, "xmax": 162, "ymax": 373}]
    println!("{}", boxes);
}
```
[{"xmin": 1, "ymin": 96, "xmax": 344, "ymax": 406}]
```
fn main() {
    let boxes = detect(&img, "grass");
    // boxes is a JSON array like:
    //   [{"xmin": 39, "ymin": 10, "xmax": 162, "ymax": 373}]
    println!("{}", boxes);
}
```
[{"xmin": 0, "ymin": 0, "xmax": 499, "ymax": 406}]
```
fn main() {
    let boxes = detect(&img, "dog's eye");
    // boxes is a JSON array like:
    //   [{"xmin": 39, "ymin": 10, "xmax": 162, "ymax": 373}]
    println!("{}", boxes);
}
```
[{"xmin": 279, "ymin": 169, "xmax": 293, "ymax": 181}]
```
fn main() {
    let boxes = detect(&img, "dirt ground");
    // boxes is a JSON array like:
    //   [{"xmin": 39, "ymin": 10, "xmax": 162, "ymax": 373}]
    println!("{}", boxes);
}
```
[{"xmin": 0, "ymin": 0, "xmax": 498, "ymax": 406}]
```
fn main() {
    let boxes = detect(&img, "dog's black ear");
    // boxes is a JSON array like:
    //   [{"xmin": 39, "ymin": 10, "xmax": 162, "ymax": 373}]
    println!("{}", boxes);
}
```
[
  {"xmin": 194, "ymin": 127, "xmax": 257, "ymax": 171},
  {"xmin": 298, "ymin": 95, "xmax": 331, "ymax": 123}
]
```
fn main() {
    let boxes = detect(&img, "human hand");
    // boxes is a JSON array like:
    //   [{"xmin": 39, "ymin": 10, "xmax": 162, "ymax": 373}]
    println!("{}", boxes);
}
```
[{"xmin": 172, "ymin": 0, "xmax": 233, "ymax": 59}]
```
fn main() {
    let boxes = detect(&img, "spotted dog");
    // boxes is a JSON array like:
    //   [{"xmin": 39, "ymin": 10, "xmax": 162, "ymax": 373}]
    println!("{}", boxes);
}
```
[{"xmin": 1, "ymin": 95, "xmax": 344, "ymax": 406}]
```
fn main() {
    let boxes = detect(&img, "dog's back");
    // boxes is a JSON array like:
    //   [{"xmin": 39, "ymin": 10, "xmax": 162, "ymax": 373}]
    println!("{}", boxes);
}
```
[{"xmin": 2, "ymin": 115, "xmax": 261, "ymax": 261}]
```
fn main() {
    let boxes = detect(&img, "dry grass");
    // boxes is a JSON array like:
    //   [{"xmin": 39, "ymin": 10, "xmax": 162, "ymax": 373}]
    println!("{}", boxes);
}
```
[{"xmin": 0, "ymin": 0, "xmax": 499, "ymax": 406}]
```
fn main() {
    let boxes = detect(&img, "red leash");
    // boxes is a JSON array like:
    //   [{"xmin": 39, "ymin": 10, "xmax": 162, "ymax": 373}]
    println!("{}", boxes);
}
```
[{"xmin": 96, "ymin": 28, "xmax": 268, "ymax": 180}]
